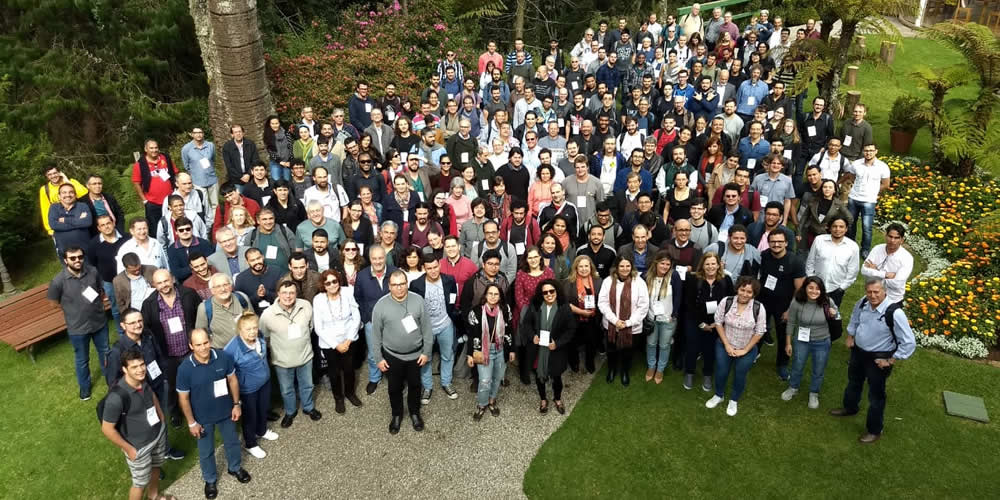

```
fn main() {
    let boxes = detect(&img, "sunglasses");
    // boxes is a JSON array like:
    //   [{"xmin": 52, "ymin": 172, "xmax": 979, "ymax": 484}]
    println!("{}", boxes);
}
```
[
  {"xmin": 360, "ymin": 160, "xmax": 372, "ymax": 164},
  {"xmin": 542, "ymin": 289, "xmax": 557, "ymax": 295},
  {"xmin": 177, "ymin": 227, "xmax": 192, "ymax": 233},
  {"xmin": 441, "ymin": 161, "xmax": 452, "ymax": 165},
  {"xmin": 324, "ymin": 279, "xmax": 340, "ymax": 286},
  {"xmin": 65, "ymin": 255, "xmax": 84, "ymax": 261},
  {"xmin": 344, "ymin": 247, "xmax": 358, "ymax": 252}
]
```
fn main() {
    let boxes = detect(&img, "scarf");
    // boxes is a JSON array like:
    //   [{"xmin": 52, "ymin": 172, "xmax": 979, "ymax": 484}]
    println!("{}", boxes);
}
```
[
  {"xmin": 607, "ymin": 277, "xmax": 633, "ymax": 348},
  {"xmin": 536, "ymin": 304, "xmax": 555, "ymax": 381},
  {"xmin": 480, "ymin": 305, "xmax": 505, "ymax": 366},
  {"xmin": 576, "ymin": 275, "xmax": 595, "ymax": 321}
]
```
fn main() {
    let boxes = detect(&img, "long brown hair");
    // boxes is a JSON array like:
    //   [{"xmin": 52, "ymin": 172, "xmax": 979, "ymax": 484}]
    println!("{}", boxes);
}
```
[{"xmin": 694, "ymin": 252, "xmax": 725, "ymax": 281}]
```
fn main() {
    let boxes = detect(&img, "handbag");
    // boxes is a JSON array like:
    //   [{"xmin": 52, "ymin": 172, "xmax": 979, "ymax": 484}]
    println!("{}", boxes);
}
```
[
  {"xmin": 825, "ymin": 301, "xmax": 843, "ymax": 341},
  {"xmin": 472, "ymin": 350, "xmax": 485, "ymax": 365}
]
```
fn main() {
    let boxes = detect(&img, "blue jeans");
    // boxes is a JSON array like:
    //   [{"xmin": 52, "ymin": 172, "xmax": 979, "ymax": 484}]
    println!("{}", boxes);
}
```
[
  {"xmin": 713, "ymin": 340, "xmax": 758, "ymax": 402},
  {"xmin": 269, "ymin": 160, "xmax": 290, "ymax": 181},
  {"xmin": 421, "ymin": 322, "xmax": 455, "ymax": 389},
  {"xmin": 196, "ymin": 418, "xmax": 242, "ymax": 483},
  {"xmin": 101, "ymin": 280, "xmax": 123, "ymax": 335},
  {"xmin": 68, "ymin": 325, "xmax": 110, "ymax": 395},
  {"xmin": 475, "ymin": 348, "xmax": 506, "ymax": 407},
  {"xmin": 789, "ymin": 338, "xmax": 832, "ymax": 394},
  {"xmin": 847, "ymin": 198, "xmax": 876, "ymax": 257},
  {"xmin": 646, "ymin": 320, "xmax": 677, "ymax": 372},
  {"xmin": 364, "ymin": 322, "xmax": 383, "ymax": 383},
  {"xmin": 274, "ymin": 361, "xmax": 315, "ymax": 415}
]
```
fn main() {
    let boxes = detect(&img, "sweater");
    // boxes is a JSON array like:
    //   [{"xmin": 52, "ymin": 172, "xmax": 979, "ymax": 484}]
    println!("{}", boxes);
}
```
[
  {"xmin": 258, "ymin": 299, "xmax": 314, "ymax": 368},
  {"xmin": 370, "ymin": 293, "xmax": 433, "ymax": 362},
  {"xmin": 786, "ymin": 299, "xmax": 837, "ymax": 342}
]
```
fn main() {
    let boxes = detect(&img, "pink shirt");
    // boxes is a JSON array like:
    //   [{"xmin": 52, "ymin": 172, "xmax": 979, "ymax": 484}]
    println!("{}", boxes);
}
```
[
  {"xmin": 446, "ymin": 195, "xmax": 473, "ymax": 226},
  {"xmin": 479, "ymin": 52, "xmax": 504, "ymax": 75}
]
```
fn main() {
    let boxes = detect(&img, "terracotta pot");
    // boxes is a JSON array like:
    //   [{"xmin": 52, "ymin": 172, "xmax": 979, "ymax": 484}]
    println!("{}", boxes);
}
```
[{"xmin": 889, "ymin": 128, "xmax": 916, "ymax": 154}]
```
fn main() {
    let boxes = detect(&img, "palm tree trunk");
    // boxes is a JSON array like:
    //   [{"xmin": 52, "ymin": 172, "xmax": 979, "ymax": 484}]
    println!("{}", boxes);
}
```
[
  {"xmin": 0, "ymin": 251, "xmax": 13, "ymax": 294},
  {"xmin": 818, "ymin": 20, "xmax": 858, "ymax": 117},
  {"xmin": 514, "ymin": 0, "xmax": 525, "ymax": 40}
]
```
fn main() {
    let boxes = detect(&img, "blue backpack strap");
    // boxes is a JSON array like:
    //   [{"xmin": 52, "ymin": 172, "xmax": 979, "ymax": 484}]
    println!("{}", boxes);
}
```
[{"xmin": 203, "ymin": 298, "xmax": 213, "ymax": 332}]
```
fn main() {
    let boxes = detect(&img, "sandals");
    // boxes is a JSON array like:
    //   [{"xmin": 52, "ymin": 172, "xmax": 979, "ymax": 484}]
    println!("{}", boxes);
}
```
[
  {"xmin": 555, "ymin": 400, "xmax": 566, "ymax": 415},
  {"xmin": 539, "ymin": 400, "xmax": 549, "ymax": 414},
  {"xmin": 473, "ymin": 406, "xmax": 487, "ymax": 421}
]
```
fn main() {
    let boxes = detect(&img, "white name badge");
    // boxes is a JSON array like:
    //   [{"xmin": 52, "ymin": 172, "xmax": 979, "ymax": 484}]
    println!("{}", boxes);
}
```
[
  {"xmin": 718, "ymin": 230, "xmax": 728, "ymax": 242},
  {"xmin": 199, "ymin": 158, "xmax": 211, "ymax": 169},
  {"xmin": 576, "ymin": 195, "xmax": 588, "ymax": 208},
  {"xmin": 584, "ymin": 295, "xmax": 595, "ymax": 309},
  {"xmin": 716, "ymin": 86, "xmax": 726, "ymax": 97},
  {"xmin": 783, "ymin": 150, "xmax": 792, "ymax": 159},
  {"xmin": 571, "ymin": 81, "xmax": 579, "ymax": 90},
  {"xmin": 558, "ymin": 118, "xmax": 565, "ymax": 128},
  {"xmin": 82, "ymin": 286, "xmax": 99, "ymax": 303},
  {"xmin": 572, "ymin": 125, "xmax": 580, "ymax": 134},
  {"xmin": 764, "ymin": 275, "xmax": 778, "ymax": 290},
  {"xmin": 400, "ymin": 152, "xmax": 408, "ymax": 163},
  {"xmin": 147, "ymin": 360, "xmax": 162, "ymax": 380},
  {"xmin": 759, "ymin": 195, "xmax": 769, "ymax": 206},
  {"xmin": 449, "ymin": 293, "xmax": 457, "ymax": 304},
  {"xmin": 539, "ymin": 329, "xmax": 551, "ymax": 345},
  {"xmin": 747, "ymin": 96, "xmax": 756, "ymax": 106},
  {"xmin": 262, "ymin": 195, "xmax": 271, "ymax": 206},
  {"xmin": 358, "ymin": 243, "xmax": 365, "ymax": 256},
  {"xmin": 402, "ymin": 314, "xmax": 418, "ymax": 334},
  {"xmin": 167, "ymin": 316, "xmax": 183, "ymax": 334},
  {"xmin": 365, "ymin": 103, "xmax": 373, "ymax": 113},
  {"xmin": 387, "ymin": 110, "xmax": 397, "ymax": 121},
  {"xmin": 287, "ymin": 323, "xmax": 302, "ymax": 339},
  {"xmin": 515, "ymin": 242, "xmax": 526, "ymax": 255},
  {"xmin": 146, "ymin": 406, "xmax": 160, "ymax": 426},
  {"xmin": 418, "ymin": 192, "xmax": 426, "ymax": 202},
  {"xmin": 705, "ymin": 300, "xmax": 718, "ymax": 314},
  {"xmin": 747, "ymin": 158, "xmax": 756, "ymax": 170},
  {"xmin": 817, "ymin": 214, "xmax": 826, "ymax": 223},
  {"xmin": 402, "ymin": 210, "xmax": 409, "ymax": 222},
  {"xmin": 447, "ymin": 93, "xmax": 454, "ymax": 100},
  {"xmin": 676, "ymin": 266, "xmax": 688, "ymax": 280},
  {"xmin": 157, "ymin": 169, "xmax": 170, "ymax": 181},
  {"xmin": 265, "ymin": 245, "xmax": 278, "ymax": 260},
  {"xmin": 258, "ymin": 300, "xmax": 270, "ymax": 309},
  {"xmin": 461, "ymin": 152, "xmax": 469, "ymax": 163},
  {"xmin": 807, "ymin": 125, "xmax": 817, "ymax": 137},
  {"xmin": 767, "ymin": 110, "xmax": 774, "ymax": 119},
  {"xmin": 213, "ymin": 378, "xmax": 228, "ymax": 398},
  {"xmin": 652, "ymin": 302, "xmax": 666, "ymax": 316},
  {"xmin": 843, "ymin": 135, "xmax": 853, "ymax": 147},
  {"xmin": 481, "ymin": 179, "xmax": 490, "ymax": 190},
  {"xmin": 797, "ymin": 326, "xmax": 811, "ymax": 342}
]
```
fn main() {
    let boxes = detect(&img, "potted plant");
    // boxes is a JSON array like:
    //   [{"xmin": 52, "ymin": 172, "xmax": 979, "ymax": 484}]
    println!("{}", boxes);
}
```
[{"xmin": 888, "ymin": 95, "xmax": 923, "ymax": 154}]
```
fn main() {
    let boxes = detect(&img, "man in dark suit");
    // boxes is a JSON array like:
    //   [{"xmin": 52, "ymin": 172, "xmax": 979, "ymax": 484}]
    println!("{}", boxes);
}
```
[
  {"xmin": 408, "ymin": 255, "xmax": 461, "ymax": 403},
  {"xmin": 222, "ymin": 124, "xmax": 261, "ymax": 192}
]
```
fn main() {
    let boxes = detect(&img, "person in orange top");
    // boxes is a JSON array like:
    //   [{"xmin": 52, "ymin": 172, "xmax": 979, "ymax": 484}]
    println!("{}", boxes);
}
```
[{"xmin": 131, "ymin": 139, "xmax": 179, "ymax": 238}]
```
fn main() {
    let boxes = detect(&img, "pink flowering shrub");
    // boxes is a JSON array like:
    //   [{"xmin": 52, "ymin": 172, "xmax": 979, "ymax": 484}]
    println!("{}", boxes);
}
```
[{"xmin": 268, "ymin": 2, "xmax": 477, "ymax": 120}]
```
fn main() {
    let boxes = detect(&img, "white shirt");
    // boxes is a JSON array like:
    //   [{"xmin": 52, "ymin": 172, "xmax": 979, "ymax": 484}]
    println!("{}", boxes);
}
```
[
  {"xmin": 806, "ymin": 235, "xmax": 860, "ymax": 292},
  {"xmin": 860, "ymin": 244, "xmax": 913, "ymax": 304},
  {"xmin": 846, "ymin": 158, "xmax": 891, "ymax": 203},
  {"xmin": 808, "ymin": 150, "xmax": 847, "ymax": 183},
  {"xmin": 116, "ymin": 237, "xmax": 168, "ymax": 273},
  {"xmin": 617, "ymin": 131, "xmax": 644, "ymax": 155},
  {"xmin": 599, "ymin": 156, "xmax": 618, "ymax": 194},
  {"xmin": 597, "ymin": 276, "xmax": 650, "ymax": 335},
  {"xmin": 312, "ymin": 293, "xmax": 361, "ymax": 348},
  {"xmin": 303, "ymin": 184, "xmax": 349, "ymax": 222}
]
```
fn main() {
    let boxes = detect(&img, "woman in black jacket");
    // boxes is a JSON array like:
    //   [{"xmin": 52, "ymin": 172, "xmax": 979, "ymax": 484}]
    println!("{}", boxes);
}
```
[
  {"xmin": 465, "ymin": 283, "xmax": 514, "ymax": 420},
  {"xmin": 521, "ymin": 278, "xmax": 577, "ymax": 415},
  {"xmin": 682, "ymin": 252, "xmax": 734, "ymax": 392}
]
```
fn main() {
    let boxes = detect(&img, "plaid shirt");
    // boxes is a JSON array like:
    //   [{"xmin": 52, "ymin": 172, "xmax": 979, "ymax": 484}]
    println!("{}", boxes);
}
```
[
  {"xmin": 714, "ymin": 297, "xmax": 767, "ymax": 350},
  {"xmin": 158, "ymin": 293, "xmax": 190, "ymax": 357}
]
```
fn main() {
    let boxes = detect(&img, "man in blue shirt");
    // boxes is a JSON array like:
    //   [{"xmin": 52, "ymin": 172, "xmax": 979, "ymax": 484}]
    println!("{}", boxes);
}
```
[
  {"xmin": 830, "ymin": 278, "xmax": 916, "ymax": 443},
  {"xmin": 735, "ymin": 65, "xmax": 769, "ymax": 121},
  {"xmin": 176, "ymin": 328, "xmax": 251, "ymax": 498},
  {"xmin": 180, "ymin": 127, "xmax": 219, "ymax": 214},
  {"xmin": 737, "ymin": 122, "xmax": 771, "ymax": 174}
]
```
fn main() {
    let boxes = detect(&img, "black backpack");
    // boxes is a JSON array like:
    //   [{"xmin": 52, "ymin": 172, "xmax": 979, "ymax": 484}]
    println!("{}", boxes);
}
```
[
  {"xmin": 724, "ymin": 296, "xmax": 762, "ymax": 323},
  {"xmin": 860, "ymin": 298, "xmax": 903, "ymax": 347},
  {"xmin": 96, "ymin": 385, "xmax": 131, "ymax": 435}
]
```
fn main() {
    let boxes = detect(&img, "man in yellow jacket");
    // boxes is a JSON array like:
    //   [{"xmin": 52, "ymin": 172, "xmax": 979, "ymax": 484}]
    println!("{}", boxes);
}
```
[{"xmin": 40, "ymin": 164, "xmax": 89, "ymax": 236}]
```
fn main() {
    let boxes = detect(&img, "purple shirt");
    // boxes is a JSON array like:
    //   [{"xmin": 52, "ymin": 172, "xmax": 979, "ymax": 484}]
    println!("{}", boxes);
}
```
[{"xmin": 158, "ymin": 294, "xmax": 190, "ymax": 357}]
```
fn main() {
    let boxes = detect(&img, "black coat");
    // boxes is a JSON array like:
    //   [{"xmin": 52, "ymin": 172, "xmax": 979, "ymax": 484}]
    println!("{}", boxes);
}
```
[
  {"xmin": 222, "ymin": 139, "xmax": 262, "ymax": 185},
  {"xmin": 521, "ymin": 302, "xmax": 577, "ymax": 377},
  {"xmin": 80, "ymin": 192, "xmax": 125, "ymax": 236},
  {"xmin": 140, "ymin": 286, "xmax": 202, "ymax": 355},
  {"xmin": 410, "ymin": 274, "xmax": 461, "ymax": 325}
]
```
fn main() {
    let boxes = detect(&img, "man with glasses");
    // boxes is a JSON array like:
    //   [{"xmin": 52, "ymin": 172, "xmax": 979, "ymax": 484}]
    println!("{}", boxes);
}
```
[
  {"xmin": 81, "ymin": 173, "xmax": 125, "ymax": 236},
  {"xmin": 687, "ymin": 198, "xmax": 718, "ymax": 251},
  {"xmin": 845, "ymin": 144, "xmax": 891, "ymax": 260},
  {"xmin": 140, "ymin": 269, "xmax": 201, "ymax": 430},
  {"xmin": 49, "ymin": 244, "xmax": 110, "ymax": 401},
  {"xmin": 211, "ymin": 182, "xmax": 261, "ymax": 237},
  {"xmin": 303, "ymin": 166, "xmax": 350, "ymax": 224},
  {"xmin": 446, "ymin": 118, "xmax": 478, "ymax": 171},
  {"xmin": 329, "ymin": 109, "xmax": 360, "ymax": 144},
  {"xmin": 347, "ymin": 81, "xmax": 376, "ymax": 132},
  {"xmin": 707, "ymin": 183, "xmax": 755, "ymax": 241},
  {"xmin": 751, "ymin": 154, "xmax": 795, "ymax": 223},
  {"xmin": 180, "ymin": 126, "xmax": 220, "ymax": 213},
  {"xmin": 617, "ymin": 224, "xmax": 658, "ymax": 275},
  {"xmin": 166, "ymin": 216, "xmax": 214, "ymax": 282},
  {"xmin": 711, "ymin": 168, "xmax": 762, "ymax": 218},
  {"xmin": 372, "ymin": 270, "xmax": 432, "ymax": 434},
  {"xmin": 663, "ymin": 219, "xmax": 702, "ymax": 274},
  {"xmin": 207, "ymin": 227, "xmax": 249, "ymax": 279},
  {"xmin": 354, "ymin": 245, "xmax": 397, "ymax": 395},
  {"xmin": 757, "ymin": 229, "xmax": 806, "ymax": 378},
  {"xmin": 171, "ymin": 172, "xmax": 211, "ymax": 228},
  {"xmin": 471, "ymin": 220, "xmax": 517, "ymax": 283},
  {"xmin": 260, "ymin": 280, "xmax": 321, "ymax": 428},
  {"xmin": 748, "ymin": 201, "xmax": 797, "ymax": 254},
  {"xmin": 295, "ymin": 200, "xmax": 345, "ymax": 257}
]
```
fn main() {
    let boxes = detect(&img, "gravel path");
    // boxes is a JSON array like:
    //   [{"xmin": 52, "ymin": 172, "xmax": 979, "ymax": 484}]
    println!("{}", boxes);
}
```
[{"xmin": 165, "ymin": 361, "xmax": 598, "ymax": 499}]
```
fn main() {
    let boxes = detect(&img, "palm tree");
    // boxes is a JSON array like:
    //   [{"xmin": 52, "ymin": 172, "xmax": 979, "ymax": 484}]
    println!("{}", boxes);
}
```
[{"xmin": 0, "ymin": 252, "xmax": 13, "ymax": 295}]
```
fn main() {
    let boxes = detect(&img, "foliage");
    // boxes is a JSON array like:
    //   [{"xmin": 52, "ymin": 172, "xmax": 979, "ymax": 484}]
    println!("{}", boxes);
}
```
[
  {"xmin": 887, "ymin": 95, "xmax": 924, "ymax": 133},
  {"xmin": 268, "ymin": 1, "xmax": 478, "ymax": 122}
]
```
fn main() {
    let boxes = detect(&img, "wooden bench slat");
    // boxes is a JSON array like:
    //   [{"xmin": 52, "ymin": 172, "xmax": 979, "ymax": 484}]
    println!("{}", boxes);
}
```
[{"xmin": 1, "ymin": 284, "xmax": 112, "ymax": 356}]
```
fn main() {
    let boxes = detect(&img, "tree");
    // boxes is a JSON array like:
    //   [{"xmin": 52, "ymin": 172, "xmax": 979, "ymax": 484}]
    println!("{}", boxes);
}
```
[{"xmin": 189, "ymin": 0, "xmax": 275, "ymax": 147}]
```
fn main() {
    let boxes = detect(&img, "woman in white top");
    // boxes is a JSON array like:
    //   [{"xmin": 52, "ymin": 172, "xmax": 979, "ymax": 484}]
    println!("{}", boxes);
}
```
[
  {"xmin": 226, "ymin": 206, "xmax": 255, "ymax": 247},
  {"xmin": 313, "ymin": 269, "xmax": 362, "ymax": 413},
  {"xmin": 400, "ymin": 246, "xmax": 425, "ymax": 283},
  {"xmin": 598, "ymin": 255, "xmax": 650, "ymax": 387},
  {"xmin": 644, "ymin": 253, "xmax": 683, "ymax": 384}
]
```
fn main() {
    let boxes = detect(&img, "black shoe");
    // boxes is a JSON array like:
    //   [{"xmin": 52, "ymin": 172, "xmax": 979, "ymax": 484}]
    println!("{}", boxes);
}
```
[
  {"xmin": 204, "ymin": 481, "xmax": 218, "ymax": 499},
  {"xmin": 473, "ymin": 406, "xmax": 487, "ymax": 421},
  {"xmin": 489, "ymin": 403, "xmax": 500, "ymax": 417},
  {"xmin": 266, "ymin": 410, "xmax": 280, "ymax": 422},
  {"xmin": 621, "ymin": 370, "xmax": 630, "ymax": 387},
  {"xmin": 280, "ymin": 413, "xmax": 296, "ymax": 428},
  {"xmin": 306, "ymin": 408, "xmax": 322, "ymax": 421},
  {"xmin": 501, "ymin": 378, "xmax": 510, "ymax": 387},
  {"xmin": 227, "ymin": 468, "xmax": 252, "ymax": 483},
  {"xmin": 365, "ymin": 381, "xmax": 378, "ymax": 395},
  {"xmin": 166, "ymin": 447, "xmax": 185, "ymax": 460},
  {"xmin": 334, "ymin": 399, "xmax": 346, "ymax": 414},
  {"xmin": 346, "ymin": 394, "xmax": 362, "ymax": 407},
  {"xmin": 585, "ymin": 361, "xmax": 596, "ymax": 374},
  {"xmin": 410, "ymin": 413, "xmax": 425, "ymax": 431},
  {"xmin": 606, "ymin": 369, "xmax": 616, "ymax": 384},
  {"xmin": 389, "ymin": 415, "xmax": 402, "ymax": 434}
]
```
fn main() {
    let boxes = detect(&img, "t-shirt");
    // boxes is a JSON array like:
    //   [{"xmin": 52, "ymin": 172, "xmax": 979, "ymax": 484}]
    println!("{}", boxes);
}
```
[
  {"xmin": 131, "ymin": 156, "xmax": 176, "ymax": 205},
  {"xmin": 757, "ymin": 251, "xmax": 806, "ymax": 311},
  {"xmin": 847, "ymin": 158, "xmax": 891, "ymax": 204},
  {"xmin": 424, "ymin": 279, "xmax": 451, "ymax": 331},
  {"xmin": 102, "ymin": 378, "xmax": 161, "ymax": 448},
  {"xmin": 175, "ymin": 349, "xmax": 237, "ymax": 425}
]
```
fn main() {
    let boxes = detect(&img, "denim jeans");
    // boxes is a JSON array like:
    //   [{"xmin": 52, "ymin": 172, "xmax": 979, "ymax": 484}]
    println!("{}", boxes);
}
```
[
  {"xmin": 421, "ymin": 322, "xmax": 455, "ymax": 390},
  {"xmin": 101, "ymin": 280, "xmax": 123, "ymax": 335},
  {"xmin": 847, "ymin": 198, "xmax": 876, "ymax": 257},
  {"xmin": 713, "ymin": 339, "xmax": 758, "ymax": 402},
  {"xmin": 475, "ymin": 348, "xmax": 506, "ymax": 407},
  {"xmin": 789, "ymin": 338, "xmax": 832, "ymax": 393},
  {"xmin": 646, "ymin": 320, "xmax": 677, "ymax": 372},
  {"xmin": 68, "ymin": 324, "xmax": 110, "ymax": 395},
  {"xmin": 196, "ymin": 417, "xmax": 242, "ymax": 483},
  {"xmin": 274, "ymin": 361, "xmax": 315, "ymax": 415},
  {"xmin": 364, "ymin": 322, "xmax": 383, "ymax": 384},
  {"xmin": 269, "ymin": 160, "xmax": 291, "ymax": 181}
]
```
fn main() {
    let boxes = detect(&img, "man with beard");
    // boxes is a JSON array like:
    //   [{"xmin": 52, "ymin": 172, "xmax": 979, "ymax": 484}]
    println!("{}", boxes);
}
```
[
  {"xmin": 49, "ymin": 182, "xmax": 94, "ymax": 258},
  {"xmin": 211, "ymin": 183, "xmax": 261, "ymax": 237},
  {"xmin": 309, "ymin": 141, "xmax": 343, "ymax": 190},
  {"xmin": 402, "ymin": 202, "xmax": 443, "ymax": 248},
  {"xmin": 575, "ymin": 224, "xmax": 616, "ymax": 278},
  {"xmin": 183, "ymin": 252, "xmax": 217, "ymax": 300},
  {"xmin": 235, "ymin": 247, "xmax": 283, "ymax": 315},
  {"xmin": 304, "ymin": 228, "xmax": 338, "ymax": 273},
  {"xmin": 538, "ymin": 183, "xmax": 579, "ymax": 243},
  {"xmin": 345, "ymin": 151, "xmax": 385, "ymax": 204},
  {"xmin": 498, "ymin": 200, "xmax": 541, "ymax": 258},
  {"xmin": 303, "ymin": 166, "xmax": 350, "ymax": 224},
  {"xmin": 132, "ymin": 139, "xmax": 179, "ymax": 235}
]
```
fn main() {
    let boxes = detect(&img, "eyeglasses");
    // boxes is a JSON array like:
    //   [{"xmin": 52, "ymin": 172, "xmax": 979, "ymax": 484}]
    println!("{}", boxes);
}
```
[
  {"xmin": 177, "ymin": 227, "xmax": 192, "ymax": 233},
  {"xmin": 324, "ymin": 279, "xmax": 339, "ymax": 286},
  {"xmin": 344, "ymin": 247, "xmax": 358, "ymax": 252},
  {"xmin": 124, "ymin": 320, "xmax": 143, "ymax": 326},
  {"xmin": 65, "ymin": 255, "xmax": 84, "ymax": 261},
  {"xmin": 359, "ymin": 160, "xmax": 372, "ymax": 164},
  {"xmin": 441, "ymin": 161, "xmax": 452, "ymax": 165},
  {"xmin": 675, "ymin": 228, "xmax": 691, "ymax": 232},
  {"xmin": 542, "ymin": 289, "xmax": 557, "ymax": 296},
  {"xmin": 389, "ymin": 282, "xmax": 407, "ymax": 287}
]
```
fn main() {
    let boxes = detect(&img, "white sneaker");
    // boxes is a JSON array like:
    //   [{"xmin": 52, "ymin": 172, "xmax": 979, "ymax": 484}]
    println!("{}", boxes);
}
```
[
  {"xmin": 705, "ymin": 395, "xmax": 724, "ymax": 409},
  {"xmin": 247, "ymin": 446, "xmax": 267, "ymax": 459},
  {"xmin": 261, "ymin": 429, "xmax": 279, "ymax": 441},
  {"xmin": 781, "ymin": 387, "xmax": 798, "ymax": 401},
  {"xmin": 726, "ymin": 400, "xmax": 739, "ymax": 416},
  {"xmin": 808, "ymin": 393, "xmax": 820, "ymax": 409}
]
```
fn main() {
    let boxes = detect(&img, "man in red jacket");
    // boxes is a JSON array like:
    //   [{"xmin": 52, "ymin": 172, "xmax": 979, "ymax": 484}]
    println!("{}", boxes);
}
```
[{"xmin": 211, "ymin": 182, "xmax": 261, "ymax": 240}]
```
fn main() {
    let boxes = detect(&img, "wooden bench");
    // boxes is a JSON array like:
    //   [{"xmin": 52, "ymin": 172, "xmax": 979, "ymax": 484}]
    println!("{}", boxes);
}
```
[
  {"xmin": 0, "ymin": 284, "xmax": 109, "ymax": 363},
  {"xmin": 677, "ymin": 0, "xmax": 754, "ymax": 21}
]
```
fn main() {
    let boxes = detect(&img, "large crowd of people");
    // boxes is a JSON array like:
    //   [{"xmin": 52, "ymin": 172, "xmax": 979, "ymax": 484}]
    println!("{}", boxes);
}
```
[{"xmin": 40, "ymin": 6, "xmax": 922, "ymax": 499}]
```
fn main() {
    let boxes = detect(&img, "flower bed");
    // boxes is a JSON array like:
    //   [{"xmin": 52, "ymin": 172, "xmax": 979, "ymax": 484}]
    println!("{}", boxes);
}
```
[{"xmin": 877, "ymin": 157, "xmax": 1000, "ymax": 358}]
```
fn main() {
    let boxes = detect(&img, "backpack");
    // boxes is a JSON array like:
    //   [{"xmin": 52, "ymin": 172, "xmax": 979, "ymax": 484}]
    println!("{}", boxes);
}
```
[
  {"xmin": 204, "ymin": 291, "xmax": 250, "ymax": 331},
  {"xmin": 859, "ymin": 298, "xmax": 903, "ymax": 347},
  {"xmin": 247, "ymin": 224, "xmax": 293, "ymax": 251},
  {"xmin": 724, "ymin": 296, "xmax": 762, "ymax": 323},
  {"xmin": 96, "ymin": 385, "xmax": 131, "ymax": 435}
]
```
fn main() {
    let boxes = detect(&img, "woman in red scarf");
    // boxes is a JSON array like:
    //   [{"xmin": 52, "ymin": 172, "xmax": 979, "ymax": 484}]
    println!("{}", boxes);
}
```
[
  {"xmin": 597, "ymin": 256, "xmax": 651, "ymax": 387},
  {"xmin": 465, "ymin": 283, "xmax": 513, "ymax": 420},
  {"xmin": 521, "ymin": 279, "xmax": 577, "ymax": 414},
  {"xmin": 564, "ymin": 255, "xmax": 603, "ymax": 374}
]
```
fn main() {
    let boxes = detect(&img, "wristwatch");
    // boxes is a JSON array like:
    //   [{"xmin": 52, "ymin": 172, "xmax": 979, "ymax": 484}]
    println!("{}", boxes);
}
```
[{"xmin": 234, "ymin": 400, "xmax": 242, "ymax": 406}]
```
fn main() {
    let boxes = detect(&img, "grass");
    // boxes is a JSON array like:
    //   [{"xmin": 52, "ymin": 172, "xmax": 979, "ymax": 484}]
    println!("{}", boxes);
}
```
[{"xmin": 524, "ymin": 231, "xmax": 1000, "ymax": 498}]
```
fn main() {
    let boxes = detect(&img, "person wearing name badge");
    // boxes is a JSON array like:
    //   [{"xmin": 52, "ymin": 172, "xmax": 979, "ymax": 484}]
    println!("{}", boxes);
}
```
[
  {"xmin": 796, "ymin": 179, "xmax": 850, "ymax": 253},
  {"xmin": 313, "ymin": 269, "xmax": 364, "ymax": 414},
  {"xmin": 780, "ymin": 276, "xmax": 838, "ymax": 410},
  {"xmin": 234, "ymin": 248, "xmax": 282, "ymax": 316},
  {"xmin": 563, "ymin": 255, "xmax": 603, "ymax": 373},
  {"xmin": 805, "ymin": 214, "xmax": 859, "ymax": 307},
  {"xmin": 410, "ymin": 255, "xmax": 461, "ymax": 404},
  {"xmin": 681, "ymin": 252, "xmax": 734, "ymax": 392},
  {"xmin": 223, "ymin": 312, "xmax": 279, "ymax": 459},
  {"xmin": 347, "ymin": 81, "xmax": 376, "ymax": 132},
  {"xmin": 756, "ymin": 229, "xmax": 806, "ymax": 380},
  {"xmin": 465, "ymin": 282, "xmax": 514, "ymax": 420},
  {"xmin": 522, "ymin": 278, "xmax": 577, "ymax": 414},
  {"xmin": 195, "ymin": 273, "xmax": 251, "ymax": 350},
  {"xmin": 372, "ymin": 270, "xmax": 433, "ymax": 434},
  {"xmin": 342, "ymin": 199, "xmax": 377, "ymax": 251},
  {"xmin": 598, "ymin": 255, "xmax": 651, "ymax": 387},
  {"xmin": 499, "ymin": 199, "xmax": 542, "ymax": 258},
  {"xmin": 48, "ymin": 244, "xmax": 110, "ymax": 401},
  {"xmin": 101, "ymin": 349, "xmax": 177, "ymax": 500},
  {"xmin": 49, "ymin": 182, "xmax": 95, "ymax": 258},
  {"xmin": 799, "ymin": 97, "xmax": 833, "ymax": 161},
  {"xmin": 176, "ymin": 329, "xmax": 251, "ymax": 499},
  {"xmin": 338, "ymin": 240, "xmax": 366, "ymax": 287},
  {"xmin": 705, "ymin": 276, "xmax": 767, "ymax": 416},
  {"xmin": 844, "ymin": 143, "xmax": 891, "ymax": 260},
  {"xmin": 860, "ymin": 223, "xmax": 913, "ymax": 305},
  {"xmin": 458, "ymin": 198, "xmax": 489, "ymax": 258},
  {"xmin": 644, "ymin": 252, "xmax": 683, "ymax": 384},
  {"xmin": 258, "ymin": 280, "xmax": 320, "ymax": 428}
]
